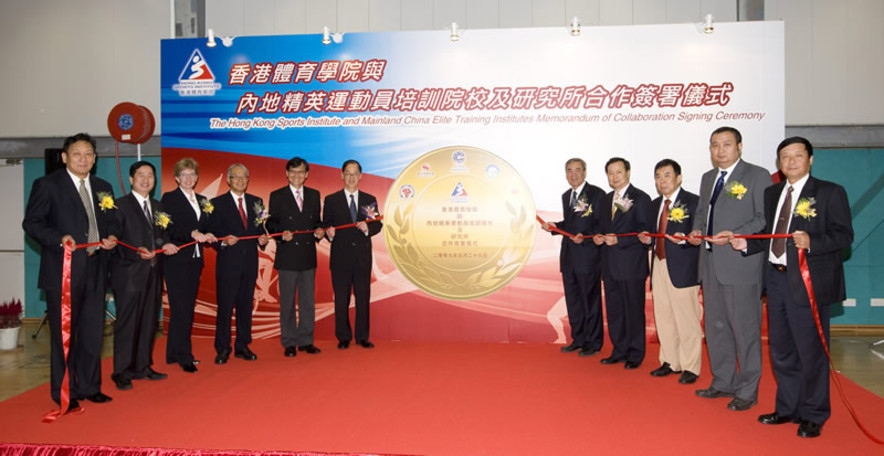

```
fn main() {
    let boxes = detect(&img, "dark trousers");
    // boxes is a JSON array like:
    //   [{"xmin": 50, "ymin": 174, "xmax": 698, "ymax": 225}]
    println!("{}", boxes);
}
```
[
  {"xmin": 112, "ymin": 267, "xmax": 162, "ymax": 380},
  {"xmin": 562, "ymin": 267, "xmax": 603, "ymax": 350},
  {"xmin": 331, "ymin": 266, "xmax": 371, "ymax": 343},
  {"xmin": 603, "ymin": 278, "xmax": 646, "ymax": 364},
  {"xmin": 164, "ymin": 259, "xmax": 203, "ymax": 364},
  {"xmin": 44, "ymin": 256, "xmax": 105, "ymax": 403},
  {"xmin": 766, "ymin": 264, "xmax": 831, "ymax": 425},
  {"xmin": 215, "ymin": 271, "xmax": 256, "ymax": 354},
  {"xmin": 278, "ymin": 268, "xmax": 316, "ymax": 348}
]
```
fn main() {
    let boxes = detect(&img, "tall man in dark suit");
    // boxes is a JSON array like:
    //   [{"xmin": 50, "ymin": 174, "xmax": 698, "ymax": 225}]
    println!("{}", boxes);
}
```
[
  {"xmin": 541, "ymin": 158, "xmax": 606, "ymax": 356},
  {"xmin": 323, "ymin": 159, "xmax": 383, "ymax": 349},
  {"xmin": 109, "ymin": 161, "xmax": 178, "ymax": 391},
  {"xmin": 161, "ymin": 157, "xmax": 217, "ymax": 373},
  {"xmin": 730, "ymin": 137, "xmax": 853, "ymax": 438},
  {"xmin": 638, "ymin": 159, "xmax": 702, "ymax": 384},
  {"xmin": 23, "ymin": 133, "xmax": 118, "ymax": 408},
  {"xmin": 593, "ymin": 157, "xmax": 652, "ymax": 369},
  {"xmin": 268, "ymin": 157, "xmax": 325, "ymax": 357},
  {"xmin": 208, "ymin": 164, "xmax": 270, "ymax": 364},
  {"xmin": 689, "ymin": 126, "xmax": 771, "ymax": 412}
]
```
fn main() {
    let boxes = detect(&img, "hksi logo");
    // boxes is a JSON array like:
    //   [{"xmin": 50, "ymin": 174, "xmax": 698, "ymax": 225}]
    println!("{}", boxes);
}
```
[{"xmin": 172, "ymin": 49, "xmax": 222, "ymax": 96}]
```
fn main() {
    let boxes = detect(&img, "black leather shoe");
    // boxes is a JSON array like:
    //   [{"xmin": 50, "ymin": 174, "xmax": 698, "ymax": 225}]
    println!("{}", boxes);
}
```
[
  {"xmin": 560, "ymin": 343, "xmax": 581, "ymax": 353},
  {"xmin": 180, "ymin": 362, "xmax": 198, "ymax": 373},
  {"xmin": 797, "ymin": 420, "xmax": 822, "ymax": 438},
  {"xmin": 284, "ymin": 346, "xmax": 298, "ymax": 357},
  {"xmin": 600, "ymin": 356, "xmax": 622, "ymax": 364},
  {"xmin": 578, "ymin": 347, "xmax": 599, "ymax": 357},
  {"xmin": 215, "ymin": 352, "xmax": 230, "ymax": 364},
  {"xmin": 234, "ymin": 347, "xmax": 258, "ymax": 361},
  {"xmin": 678, "ymin": 371, "xmax": 699, "ymax": 384},
  {"xmin": 337, "ymin": 340, "xmax": 350, "ymax": 349},
  {"xmin": 83, "ymin": 392, "xmax": 113, "ymax": 403},
  {"xmin": 727, "ymin": 397, "xmax": 757, "ymax": 411},
  {"xmin": 143, "ymin": 369, "xmax": 168, "ymax": 380},
  {"xmin": 357, "ymin": 340, "xmax": 375, "ymax": 349},
  {"xmin": 111, "ymin": 374, "xmax": 133, "ymax": 391},
  {"xmin": 624, "ymin": 361, "xmax": 641, "ymax": 369},
  {"xmin": 695, "ymin": 387, "xmax": 734, "ymax": 399},
  {"xmin": 298, "ymin": 344, "xmax": 321, "ymax": 354},
  {"xmin": 758, "ymin": 412, "xmax": 796, "ymax": 425},
  {"xmin": 650, "ymin": 362, "xmax": 679, "ymax": 377}
]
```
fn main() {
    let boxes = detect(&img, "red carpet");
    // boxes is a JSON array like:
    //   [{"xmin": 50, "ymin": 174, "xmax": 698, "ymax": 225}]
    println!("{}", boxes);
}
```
[{"xmin": 1, "ymin": 338, "xmax": 882, "ymax": 455}]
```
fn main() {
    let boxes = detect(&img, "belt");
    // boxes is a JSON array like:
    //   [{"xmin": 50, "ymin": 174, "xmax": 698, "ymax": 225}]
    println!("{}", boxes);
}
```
[{"xmin": 769, "ymin": 262, "xmax": 786, "ymax": 272}]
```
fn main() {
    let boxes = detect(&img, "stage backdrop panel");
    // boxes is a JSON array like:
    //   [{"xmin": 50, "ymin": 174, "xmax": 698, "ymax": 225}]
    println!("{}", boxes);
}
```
[{"xmin": 160, "ymin": 22, "xmax": 784, "ymax": 343}]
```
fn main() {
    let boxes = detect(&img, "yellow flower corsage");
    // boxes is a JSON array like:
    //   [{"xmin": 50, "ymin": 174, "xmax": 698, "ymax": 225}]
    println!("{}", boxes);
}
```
[
  {"xmin": 154, "ymin": 211, "xmax": 172, "ymax": 229},
  {"xmin": 97, "ymin": 192, "xmax": 117, "ymax": 211},
  {"xmin": 667, "ymin": 202, "xmax": 690, "ymax": 223},
  {"xmin": 793, "ymin": 197, "xmax": 817, "ymax": 219},
  {"xmin": 200, "ymin": 198, "xmax": 214, "ymax": 214},
  {"xmin": 725, "ymin": 181, "xmax": 748, "ymax": 200}
]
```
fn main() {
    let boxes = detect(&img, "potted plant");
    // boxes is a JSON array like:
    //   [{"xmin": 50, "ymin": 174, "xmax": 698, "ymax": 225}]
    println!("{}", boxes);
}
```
[{"xmin": 0, "ymin": 299, "xmax": 22, "ymax": 350}]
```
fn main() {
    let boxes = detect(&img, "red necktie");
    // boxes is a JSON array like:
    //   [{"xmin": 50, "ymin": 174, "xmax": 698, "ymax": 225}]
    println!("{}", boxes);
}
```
[
  {"xmin": 238, "ymin": 196, "xmax": 247, "ymax": 230},
  {"xmin": 656, "ymin": 199, "xmax": 670, "ymax": 260}
]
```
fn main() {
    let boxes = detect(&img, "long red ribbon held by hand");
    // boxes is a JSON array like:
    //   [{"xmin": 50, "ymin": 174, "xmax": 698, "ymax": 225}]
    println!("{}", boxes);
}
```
[
  {"xmin": 537, "ymin": 214, "xmax": 882, "ymax": 444},
  {"xmin": 44, "ymin": 216, "xmax": 383, "ymax": 422}
]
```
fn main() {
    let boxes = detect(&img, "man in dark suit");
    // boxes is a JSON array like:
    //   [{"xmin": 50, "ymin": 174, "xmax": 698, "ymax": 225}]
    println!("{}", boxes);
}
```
[
  {"xmin": 638, "ymin": 159, "xmax": 702, "ymax": 384},
  {"xmin": 208, "ymin": 163, "xmax": 270, "ymax": 364},
  {"xmin": 161, "ymin": 158, "xmax": 217, "ymax": 373},
  {"xmin": 323, "ymin": 159, "xmax": 383, "ymax": 349},
  {"xmin": 730, "ymin": 137, "xmax": 853, "ymax": 438},
  {"xmin": 22, "ymin": 133, "xmax": 118, "ymax": 408},
  {"xmin": 689, "ymin": 126, "xmax": 771, "ymax": 412},
  {"xmin": 109, "ymin": 161, "xmax": 178, "ymax": 390},
  {"xmin": 267, "ymin": 157, "xmax": 325, "ymax": 357},
  {"xmin": 593, "ymin": 157, "xmax": 652, "ymax": 369},
  {"xmin": 541, "ymin": 158, "xmax": 606, "ymax": 357}
]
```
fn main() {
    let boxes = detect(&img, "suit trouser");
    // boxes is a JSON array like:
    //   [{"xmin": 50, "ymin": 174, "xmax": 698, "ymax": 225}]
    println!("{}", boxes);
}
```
[
  {"xmin": 44, "ymin": 255, "xmax": 105, "ymax": 403},
  {"xmin": 702, "ymin": 257, "xmax": 763, "ymax": 401},
  {"xmin": 651, "ymin": 257, "xmax": 703, "ymax": 374},
  {"xmin": 766, "ymin": 264, "xmax": 831, "ymax": 425},
  {"xmin": 332, "ymin": 265, "xmax": 371, "ymax": 343},
  {"xmin": 278, "ymin": 268, "xmax": 316, "ymax": 348},
  {"xmin": 112, "ymin": 267, "xmax": 162, "ymax": 380},
  {"xmin": 215, "ymin": 271, "xmax": 256, "ymax": 354},
  {"xmin": 562, "ymin": 267, "xmax": 603, "ymax": 350},
  {"xmin": 603, "ymin": 277, "xmax": 646, "ymax": 364},
  {"xmin": 164, "ymin": 258, "xmax": 203, "ymax": 364}
]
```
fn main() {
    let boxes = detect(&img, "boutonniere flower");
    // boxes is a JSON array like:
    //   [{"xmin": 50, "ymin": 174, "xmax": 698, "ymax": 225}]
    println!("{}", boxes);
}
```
[
  {"xmin": 253, "ymin": 202, "xmax": 269, "ymax": 226},
  {"xmin": 793, "ymin": 197, "xmax": 817, "ymax": 219},
  {"xmin": 667, "ymin": 201, "xmax": 690, "ymax": 223},
  {"xmin": 97, "ymin": 192, "xmax": 116, "ymax": 212},
  {"xmin": 615, "ymin": 195, "xmax": 634, "ymax": 213},
  {"xmin": 361, "ymin": 202, "xmax": 379, "ymax": 220},
  {"xmin": 725, "ymin": 180, "xmax": 748, "ymax": 200},
  {"xmin": 199, "ymin": 198, "xmax": 214, "ymax": 214},
  {"xmin": 572, "ymin": 197, "xmax": 593, "ymax": 218},
  {"xmin": 154, "ymin": 211, "xmax": 172, "ymax": 229}
]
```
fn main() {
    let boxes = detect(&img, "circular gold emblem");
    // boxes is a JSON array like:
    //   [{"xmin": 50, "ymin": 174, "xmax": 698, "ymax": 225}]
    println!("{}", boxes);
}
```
[{"xmin": 384, "ymin": 146, "xmax": 536, "ymax": 300}]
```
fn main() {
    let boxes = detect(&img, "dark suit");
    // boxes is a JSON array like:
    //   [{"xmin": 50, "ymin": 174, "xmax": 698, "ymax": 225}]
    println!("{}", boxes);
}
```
[
  {"xmin": 598, "ymin": 184, "xmax": 652, "ymax": 364},
  {"xmin": 692, "ymin": 159, "xmax": 770, "ymax": 401},
  {"xmin": 161, "ymin": 188, "xmax": 211, "ymax": 365},
  {"xmin": 553, "ymin": 182, "xmax": 606, "ymax": 351},
  {"xmin": 22, "ymin": 169, "xmax": 117, "ymax": 403},
  {"xmin": 322, "ymin": 190, "xmax": 383, "ymax": 344},
  {"xmin": 109, "ymin": 193, "xmax": 169, "ymax": 380},
  {"xmin": 267, "ymin": 185, "xmax": 322, "ymax": 349},
  {"xmin": 647, "ymin": 189, "xmax": 702, "ymax": 374},
  {"xmin": 745, "ymin": 176, "xmax": 853, "ymax": 425},
  {"xmin": 207, "ymin": 192, "xmax": 266, "ymax": 355}
]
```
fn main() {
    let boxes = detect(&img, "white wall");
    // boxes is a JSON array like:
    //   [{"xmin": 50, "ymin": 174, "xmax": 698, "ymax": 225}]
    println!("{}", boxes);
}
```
[{"xmin": 0, "ymin": 163, "xmax": 24, "ymax": 306}]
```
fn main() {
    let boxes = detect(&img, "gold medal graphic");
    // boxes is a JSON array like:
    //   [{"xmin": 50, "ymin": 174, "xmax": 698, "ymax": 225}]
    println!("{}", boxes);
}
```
[{"xmin": 384, "ymin": 146, "xmax": 536, "ymax": 300}]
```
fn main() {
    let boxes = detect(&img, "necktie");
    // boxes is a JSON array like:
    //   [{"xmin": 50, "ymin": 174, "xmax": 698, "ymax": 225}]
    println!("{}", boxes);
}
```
[
  {"xmin": 655, "ymin": 199, "xmax": 670, "ymax": 260},
  {"xmin": 771, "ymin": 186, "xmax": 793, "ymax": 258},
  {"xmin": 349, "ymin": 194, "xmax": 358, "ymax": 223},
  {"xmin": 570, "ymin": 190, "xmax": 577, "ymax": 207},
  {"xmin": 238, "ymin": 196, "xmax": 248, "ymax": 229},
  {"xmin": 143, "ymin": 200, "xmax": 157, "ymax": 266},
  {"xmin": 143, "ymin": 200, "xmax": 153, "ymax": 225},
  {"xmin": 611, "ymin": 191, "xmax": 619, "ymax": 220},
  {"xmin": 78, "ymin": 179, "xmax": 99, "ymax": 254},
  {"xmin": 706, "ymin": 170, "xmax": 727, "ymax": 237},
  {"xmin": 296, "ymin": 188, "xmax": 303, "ymax": 211}
]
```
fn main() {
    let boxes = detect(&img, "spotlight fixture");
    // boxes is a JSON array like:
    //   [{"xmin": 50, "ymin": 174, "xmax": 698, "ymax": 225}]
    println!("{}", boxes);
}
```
[
  {"xmin": 703, "ymin": 14, "xmax": 714, "ymax": 34},
  {"xmin": 322, "ymin": 26, "xmax": 331, "ymax": 45},
  {"xmin": 570, "ymin": 16, "xmax": 581, "ymax": 36},
  {"xmin": 221, "ymin": 36, "xmax": 235, "ymax": 47},
  {"xmin": 206, "ymin": 28, "xmax": 216, "ymax": 47},
  {"xmin": 331, "ymin": 32, "xmax": 344, "ymax": 44},
  {"xmin": 450, "ymin": 22, "xmax": 460, "ymax": 42}
]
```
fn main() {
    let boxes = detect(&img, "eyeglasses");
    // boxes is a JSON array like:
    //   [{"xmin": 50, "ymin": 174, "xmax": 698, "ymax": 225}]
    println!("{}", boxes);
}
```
[
  {"xmin": 178, "ymin": 172, "xmax": 197, "ymax": 178},
  {"xmin": 230, "ymin": 176, "xmax": 249, "ymax": 181}
]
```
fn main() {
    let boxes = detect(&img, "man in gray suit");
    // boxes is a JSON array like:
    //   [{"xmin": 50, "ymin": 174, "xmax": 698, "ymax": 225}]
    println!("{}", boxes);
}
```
[{"xmin": 688, "ymin": 126, "xmax": 770, "ymax": 412}]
